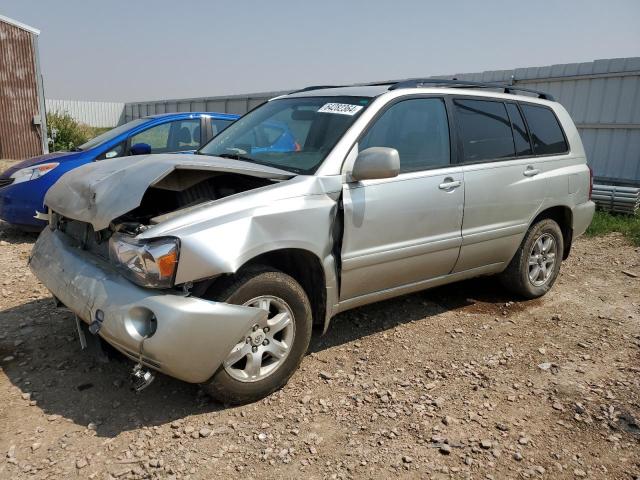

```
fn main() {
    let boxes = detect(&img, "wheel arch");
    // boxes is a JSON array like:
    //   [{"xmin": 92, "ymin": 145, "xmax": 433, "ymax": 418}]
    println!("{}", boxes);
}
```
[
  {"xmin": 202, "ymin": 248, "xmax": 327, "ymax": 329},
  {"xmin": 530, "ymin": 205, "xmax": 573, "ymax": 259}
]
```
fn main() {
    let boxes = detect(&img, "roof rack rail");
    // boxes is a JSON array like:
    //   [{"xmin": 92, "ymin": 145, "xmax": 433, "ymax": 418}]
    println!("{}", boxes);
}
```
[
  {"xmin": 290, "ymin": 81, "xmax": 399, "ymax": 94},
  {"xmin": 288, "ymin": 85, "xmax": 344, "ymax": 94},
  {"xmin": 388, "ymin": 78, "xmax": 555, "ymax": 101}
]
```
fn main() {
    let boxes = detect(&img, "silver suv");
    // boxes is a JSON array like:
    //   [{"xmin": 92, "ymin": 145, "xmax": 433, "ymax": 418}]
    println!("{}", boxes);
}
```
[{"xmin": 30, "ymin": 80, "xmax": 595, "ymax": 403}]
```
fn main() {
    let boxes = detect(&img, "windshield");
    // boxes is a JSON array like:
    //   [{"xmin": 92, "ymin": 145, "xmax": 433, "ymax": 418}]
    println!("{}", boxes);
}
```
[
  {"xmin": 198, "ymin": 96, "xmax": 371, "ymax": 174},
  {"xmin": 78, "ymin": 118, "xmax": 148, "ymax": 151}
]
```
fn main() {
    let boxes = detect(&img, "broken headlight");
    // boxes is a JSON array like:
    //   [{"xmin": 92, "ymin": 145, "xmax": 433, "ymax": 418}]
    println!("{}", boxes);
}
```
[{"xmin": 108, "ymin": 234, "xmax": 179, "ymax": 288}]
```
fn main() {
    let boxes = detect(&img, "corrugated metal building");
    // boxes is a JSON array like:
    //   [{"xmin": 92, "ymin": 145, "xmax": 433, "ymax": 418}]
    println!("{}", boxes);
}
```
[
  {"xmin": 0, "ymin": 15, "xmax": 47, "ymax": 159},
  {"xmin": 123, "ymin": 57, "xmax": 640, "ymax": 187},
  {"xmin": 448, "ymin": 58, "xmax": 640, "ymax": 188},
  {"xmin": 45, "ymin": 99, "xmax": 125, "ymax": 128}
]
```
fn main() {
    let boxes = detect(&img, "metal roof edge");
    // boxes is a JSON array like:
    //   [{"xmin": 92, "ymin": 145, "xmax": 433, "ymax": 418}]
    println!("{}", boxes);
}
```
[{"xmin": 0, "ymin": 14, "xmax": 40, "ymax": 35}]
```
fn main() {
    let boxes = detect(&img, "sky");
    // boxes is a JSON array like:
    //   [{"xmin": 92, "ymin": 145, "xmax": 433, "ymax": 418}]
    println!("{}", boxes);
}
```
[{"xmin": 2, "ymin": 0, "xmax": 640, "ymax": 102}]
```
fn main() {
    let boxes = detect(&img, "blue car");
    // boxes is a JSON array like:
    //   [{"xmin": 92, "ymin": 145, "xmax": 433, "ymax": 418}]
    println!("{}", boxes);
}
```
[{"xmin": 0, "ymin": 112, "xmax": 239, "ymax": 230}]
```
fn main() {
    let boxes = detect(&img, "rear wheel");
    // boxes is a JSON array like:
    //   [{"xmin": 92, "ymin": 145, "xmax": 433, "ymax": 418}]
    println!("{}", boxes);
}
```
[
  {"xmin": 201, "ymin": 267, "xmax": 312, "ymax": 404},
  {"xmin": 500, "ymin": 218, "xmax": 564, "ymax": 299}
]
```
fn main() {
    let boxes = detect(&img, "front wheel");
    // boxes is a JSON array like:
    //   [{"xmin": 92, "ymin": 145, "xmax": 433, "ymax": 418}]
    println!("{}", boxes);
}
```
[
  {"xmin": 201, "ymin": 267, "xmax": 312, "ymax": 405},
  {"xmin": 500, "ymin": 218, "xmax": 564, "ymax": 299}
]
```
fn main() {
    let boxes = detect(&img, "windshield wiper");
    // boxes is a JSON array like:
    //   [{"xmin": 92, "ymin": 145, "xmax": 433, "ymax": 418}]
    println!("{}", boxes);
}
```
[{"xmin": 217, "ymin": 152, "xmax": 258, "ymax": 163}]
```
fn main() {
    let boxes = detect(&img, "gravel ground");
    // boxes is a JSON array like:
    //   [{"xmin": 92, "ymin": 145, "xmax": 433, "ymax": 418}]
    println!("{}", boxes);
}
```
[{"xmin": 0, "ymin": 220, "xmax": 638, "ymax": 480}]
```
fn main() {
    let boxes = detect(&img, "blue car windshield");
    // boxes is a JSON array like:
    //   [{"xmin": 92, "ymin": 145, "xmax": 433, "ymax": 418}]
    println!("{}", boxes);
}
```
[
  {"xmin": 78, "ymin": 118, "xmax": 148, "ymax": 151},
  {"xmin": 198, "ymin": 96, "xmax": 371, "ymax": 174}
]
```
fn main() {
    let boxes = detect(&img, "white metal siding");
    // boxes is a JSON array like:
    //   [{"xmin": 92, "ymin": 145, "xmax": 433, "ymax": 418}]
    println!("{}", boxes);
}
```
[{"xmin": 45, "ymin": 99, "xmax": 124, "ymax": 128}]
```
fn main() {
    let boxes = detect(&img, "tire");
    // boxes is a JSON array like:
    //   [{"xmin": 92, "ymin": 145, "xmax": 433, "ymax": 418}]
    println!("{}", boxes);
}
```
[
  {"xmin": 500, "ymin": 218, "xmax": 564, "ymax": 299},
  {"xmin": 200, "ymin": 266, "xmax": 312, "ymax": 405}
]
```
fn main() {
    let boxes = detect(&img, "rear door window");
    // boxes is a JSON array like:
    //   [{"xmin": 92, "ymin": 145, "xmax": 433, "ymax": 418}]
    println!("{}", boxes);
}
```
[
  {"xmin": 454, "ymin": 99, "xmax": 515, "ymax": 162},
  {"xmin": 359, "ymin": 97, "xmax": 450, "ymax": 172},
  {"xmin": 520, "ymin": 104, "xmax": 568, "ymax": 155},
  {"xmin": 170, "ymin": 119, "xmax": 201, "ymax": 151},
  {"xmin": 505, "ymin": 103, "xmax": 532, "ymax": 156}
]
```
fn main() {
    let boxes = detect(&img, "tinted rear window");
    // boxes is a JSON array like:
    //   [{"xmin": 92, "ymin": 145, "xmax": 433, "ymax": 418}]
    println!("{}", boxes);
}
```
[
  {"xmin": 505, "ymin": 103, "xmax": 532, "ymax": 156},
  {"xmin": 520, "ymin": 104, "xmax": 568, "ymax": 155},
  {"xmin": 454, "ymin": 99, "xmax": 515, "ymax": 162}
]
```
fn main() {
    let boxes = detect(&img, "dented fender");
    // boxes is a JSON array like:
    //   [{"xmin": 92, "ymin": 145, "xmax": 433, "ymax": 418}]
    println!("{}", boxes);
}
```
[
  {"xmin": 42, "ymin": 155, "xmax": 346, "ymax": 335},
  {"xmin": 136, "ymin": 175, "xmax": 345, "ymax": 329}
]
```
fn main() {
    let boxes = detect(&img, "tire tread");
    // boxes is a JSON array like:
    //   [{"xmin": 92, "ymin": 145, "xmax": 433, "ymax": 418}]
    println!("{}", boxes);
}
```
[{"xmin": 500, "ymin": 219, "xmax": 563, "ymax": 299}]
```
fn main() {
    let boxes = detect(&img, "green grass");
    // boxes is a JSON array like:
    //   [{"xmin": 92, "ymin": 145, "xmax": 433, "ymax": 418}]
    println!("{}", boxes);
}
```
[{"xmin": 585, "ymin": 210, "xmax": 640, "ymax": 246}]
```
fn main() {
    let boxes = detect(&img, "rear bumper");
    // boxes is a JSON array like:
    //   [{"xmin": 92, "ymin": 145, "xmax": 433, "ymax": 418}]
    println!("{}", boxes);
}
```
[
  {"xmin": 29, "ymin": 228, "xmax": 266, "ymax": 383},
  {"xmin": 572, "ymin": 200, "xmax": 596, "ymax": 238}
]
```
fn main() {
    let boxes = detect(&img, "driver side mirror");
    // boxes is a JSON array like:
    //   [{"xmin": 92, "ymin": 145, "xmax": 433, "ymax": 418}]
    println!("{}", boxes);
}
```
[
  {"xmin": 130, "ymin": 142, "xmax": 151, "ymax": 156},
  {"xmin": 351, "ymin": 147, "xmax": 400, "ymax": 181}
]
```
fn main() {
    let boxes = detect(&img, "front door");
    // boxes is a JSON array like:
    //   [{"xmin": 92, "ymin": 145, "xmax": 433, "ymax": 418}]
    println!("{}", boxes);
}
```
[{"xmin": 340, "ymin": 97, "xmax": 464, "ymax": 301}]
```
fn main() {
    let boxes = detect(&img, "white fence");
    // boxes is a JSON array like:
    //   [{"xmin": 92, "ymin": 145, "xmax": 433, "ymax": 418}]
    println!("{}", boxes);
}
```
[{"xmin": 45, "ymin": 99, "xmax": 124, "ymax": 127}]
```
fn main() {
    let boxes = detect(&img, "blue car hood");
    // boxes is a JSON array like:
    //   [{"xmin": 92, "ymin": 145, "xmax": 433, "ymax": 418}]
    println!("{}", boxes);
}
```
[{"xmin": 1, "ymin": 151, "xmax": 85, "ymax": 178}]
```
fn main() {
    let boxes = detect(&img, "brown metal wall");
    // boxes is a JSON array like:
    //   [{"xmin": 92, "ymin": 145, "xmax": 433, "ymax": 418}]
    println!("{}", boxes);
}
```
[{"xmin": 0, "ymin": 20, "xmax": 43, "ymax": 159}]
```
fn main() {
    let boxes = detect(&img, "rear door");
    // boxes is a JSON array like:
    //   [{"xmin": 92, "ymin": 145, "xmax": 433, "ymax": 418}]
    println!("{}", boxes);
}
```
[
  {"xmin": 340, "ymin": 96, "xmax": 464, "ymax": 301},
  {"xmin": 451, "ymin": 98, "xmax": 549, "ymax": 272},
  {"xmin": 168, "ymin": 118, "xmax": 202, "ymax": 154}
]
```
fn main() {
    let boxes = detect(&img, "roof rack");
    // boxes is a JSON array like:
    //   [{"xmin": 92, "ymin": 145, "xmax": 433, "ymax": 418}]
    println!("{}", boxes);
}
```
[
  {"xmin": 288, "ymin": 85, "xmax": 344, "ymax": 94},
  {"xmin": 388, "ymin": 79, "xmax": 554, "ymax": 101},
  {"xmin": 288, "ymin": 82, "xmax": 397, "ymax": 95}
]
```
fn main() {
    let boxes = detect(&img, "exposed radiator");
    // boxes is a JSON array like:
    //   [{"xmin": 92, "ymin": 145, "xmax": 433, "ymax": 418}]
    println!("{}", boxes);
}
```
[{"xmin": 592, "ymin": 184, "xmax": 640, "ymax": 215}]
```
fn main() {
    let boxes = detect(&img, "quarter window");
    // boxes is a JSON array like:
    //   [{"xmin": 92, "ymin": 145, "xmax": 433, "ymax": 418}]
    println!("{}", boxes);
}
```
[
  {"xmin": 359, "ymin": 98, "xmax": 450, "ymax": 172},
  {"xmin": 520, "ymin": 104, "xmax": 568, "ymax": 155},
  {"xmin": 97, "ymin": 142, "xmax": 125, "ymax": 160},
  {"xmin": 454, "ymin": 99, "xmax": 515, "ymax": 162},
  {"xmin": 505, "ymin": 103, "xmax": 532, "ymax": 156}
]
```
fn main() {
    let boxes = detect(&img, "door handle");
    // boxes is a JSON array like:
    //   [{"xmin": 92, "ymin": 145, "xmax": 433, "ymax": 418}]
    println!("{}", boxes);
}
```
[
  {"xmin": 438, "ymin": 178, "xmax": 462, "ymax": 190},
  {"xmin": 523, "ymin": 166, "xmax": 540, "ymax": 177}
]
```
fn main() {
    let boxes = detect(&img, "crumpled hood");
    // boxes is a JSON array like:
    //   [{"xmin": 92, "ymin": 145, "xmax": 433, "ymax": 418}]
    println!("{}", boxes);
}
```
[
  {"xmin": 1, "ymin": 151, "xmax": 84, "ymax": 178},
  {"xmin": 44, "ymin": 153, "xmax": 295, "ymax": 230}
]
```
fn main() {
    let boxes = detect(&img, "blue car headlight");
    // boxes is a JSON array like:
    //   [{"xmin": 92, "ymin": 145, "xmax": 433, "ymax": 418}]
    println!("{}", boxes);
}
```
[{"xmin": 10, "ymin": 162, "xmax": 59, "ymax": 184}]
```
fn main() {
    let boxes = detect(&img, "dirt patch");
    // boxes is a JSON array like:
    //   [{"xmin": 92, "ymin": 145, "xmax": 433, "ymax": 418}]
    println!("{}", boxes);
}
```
[{"xmin": 0, "ymin": 222, "xmax": 639, "ymax": 479}]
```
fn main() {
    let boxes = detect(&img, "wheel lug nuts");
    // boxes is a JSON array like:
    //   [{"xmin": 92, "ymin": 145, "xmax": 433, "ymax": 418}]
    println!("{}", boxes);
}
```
[
  {"xmin": 252, "ymin": 324, "xmax": 259, "ymax": 331},
  {"xmin": 262, "ymin": 339, "xmax": 269, "ymax": 346},
  {"xmin": 252, "ymin": 346, "xmax": 258, "ymax": 352},
  {"xmin": 263, "ymin": 327, "xmax": 270, "ymax": 333},
  {"xmin": 246, "ymin": 337, "xmax": 251, "ymax": 343}
]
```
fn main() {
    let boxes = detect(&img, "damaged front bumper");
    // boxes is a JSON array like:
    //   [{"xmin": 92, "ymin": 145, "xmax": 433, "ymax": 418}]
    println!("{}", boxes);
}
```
[{"xmin": 29, "ymin": 228, "xmax": 267, "ymax": 383}]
